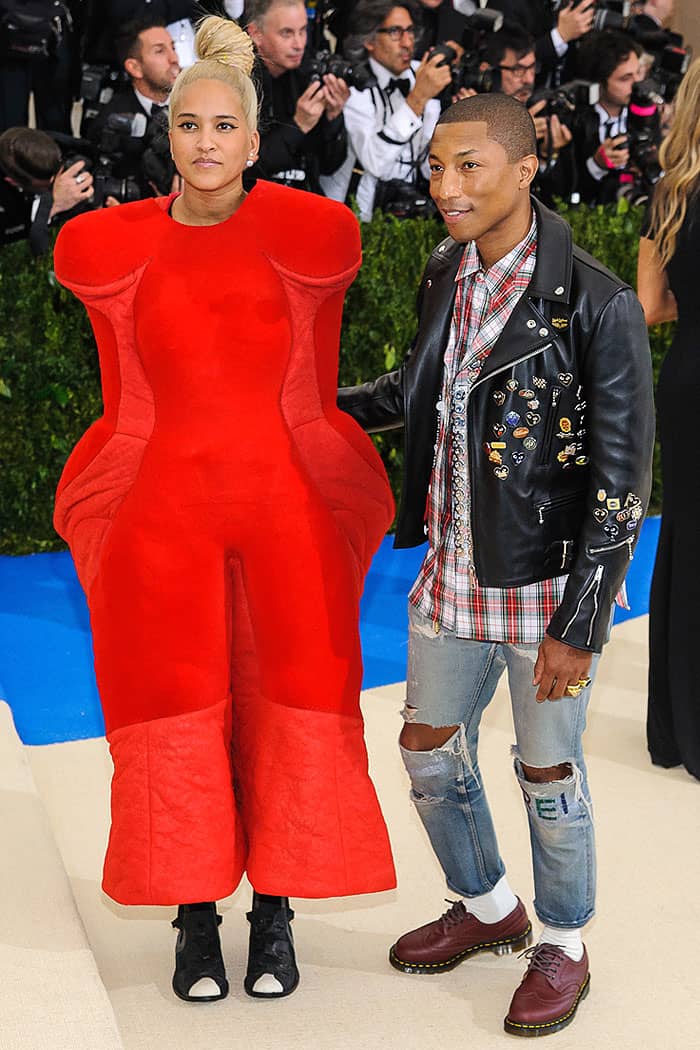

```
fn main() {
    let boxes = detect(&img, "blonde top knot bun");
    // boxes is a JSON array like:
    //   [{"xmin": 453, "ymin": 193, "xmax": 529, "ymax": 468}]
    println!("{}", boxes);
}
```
[
  {"xmin": 194, "ymin": 16, "xmax": 255, "ymax": 77},
  {"xmin": 168, "ymin": 15, "xmax": 260, "ymax": 131}
]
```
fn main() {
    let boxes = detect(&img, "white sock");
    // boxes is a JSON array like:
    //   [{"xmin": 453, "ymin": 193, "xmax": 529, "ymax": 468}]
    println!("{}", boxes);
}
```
[
  {"xmin": 538, "ymin": 924, "xmax": 584, "ymax": 962},
  {"xmin": 464, "ymin": 875, "xmax": 519, "ymax": 924}
]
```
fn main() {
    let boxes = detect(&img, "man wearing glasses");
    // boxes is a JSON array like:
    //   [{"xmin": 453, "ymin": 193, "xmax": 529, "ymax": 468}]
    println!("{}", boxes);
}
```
[
  {"xmin": 321, "ymin": 0, "xmax": 452, "ymax": 219},
  {"xmin": 484, "ymin": 23, "xmax": 576, "ymax": 205},
  {"xmin": 453, "ymin": 23, "xmax": 576, "ymax": 206}
]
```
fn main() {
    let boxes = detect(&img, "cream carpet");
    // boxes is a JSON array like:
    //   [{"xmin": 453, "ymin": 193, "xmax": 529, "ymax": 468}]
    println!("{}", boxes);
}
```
[
  {"xmin": 0, "ymin": 702, "xmax": 124, "ymax": 1050},
  {"xmin": 5, "ymin": 614, "xmax": 700, "ymax": 1050}
]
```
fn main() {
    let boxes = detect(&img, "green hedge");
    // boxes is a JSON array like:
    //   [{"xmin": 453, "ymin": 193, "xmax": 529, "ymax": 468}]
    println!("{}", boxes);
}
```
[{"xmin": 0, "ymin": 199, "xmax": 672, "ymax": 555}]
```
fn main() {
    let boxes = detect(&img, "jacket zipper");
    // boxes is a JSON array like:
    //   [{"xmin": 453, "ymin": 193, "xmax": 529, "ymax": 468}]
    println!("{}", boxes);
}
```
[
  {"xmin": 469, "ymin": 343, "xmax": 553, "ymax": 393},
  {"xmin": 588, "ymin": 537, "xmax": 635, "ymax": 561},
  {"xmin": 538, "ymin": 386, "xmax": 561, "ymax": 466},
  {"xmin": 561, "ymin": 564, "xmax": 604, "ymax": 647},
  {"xmin": 535, "ymin": 489, "xmax": 586, "ymax": 525}
]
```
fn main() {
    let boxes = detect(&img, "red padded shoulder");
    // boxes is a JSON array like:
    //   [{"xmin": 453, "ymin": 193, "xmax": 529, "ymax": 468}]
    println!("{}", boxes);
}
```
[
  {"xmin": 250, "ymin": 181, "xmax": 361, "ymax": 280},
  {"xmin": 53, "ymin": 199, "xmax": 161, "ymax": 290}
]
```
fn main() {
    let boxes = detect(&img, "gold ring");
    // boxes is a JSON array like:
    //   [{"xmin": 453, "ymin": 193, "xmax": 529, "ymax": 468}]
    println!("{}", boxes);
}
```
[
  {"xmin": 565, "ymin": 683, "xmax": 583, "ymax": 697},
  {"xmin": 577, "ymin": 677, "xmax": 591, "ymax": 688}
]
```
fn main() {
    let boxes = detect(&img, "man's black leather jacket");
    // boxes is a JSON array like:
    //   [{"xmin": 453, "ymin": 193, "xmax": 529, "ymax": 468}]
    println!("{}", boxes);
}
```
[{"xmin": 338, "ymin": 198, "xmax": 655, "ymax": 652}]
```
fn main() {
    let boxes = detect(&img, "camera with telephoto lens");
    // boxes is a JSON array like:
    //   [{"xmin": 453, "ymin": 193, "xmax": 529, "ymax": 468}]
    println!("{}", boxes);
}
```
[
  {"xmin": 634, "ymin": 34, "xmax": 691, "ymax": 104},
  {"xmin": 67, "ymin": 110, "xmax": 153, "ymax": 206},
  {"xmin": 305, "ymin": 50, "xmax": 377, "ymax": 90},
  {"xmin": 528, "ymin": 79, "xmax": 600, "ymax": 128},
  {"xmin": 553, "ymin": 0, "xmax": 632, "ymax": 32},
  {"xmin": 622, "ymin": 77, "xmax": 663, "ymax": 198},
  {"xmin": 62, "ymin": 150, "xmax": 140, "ymax": 208},
  {"xmin": 432, "ymin": 9, "xmax": 504, "ymax": 97}
]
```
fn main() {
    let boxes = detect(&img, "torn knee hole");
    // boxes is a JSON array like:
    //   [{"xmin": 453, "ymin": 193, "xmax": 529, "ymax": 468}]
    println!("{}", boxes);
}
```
[
  {"xmin": 399, "ymin": 722, "xmax": 460, "ymax": 752},
  {"xmin": 520, "ymin": 762, "xmax": 572, "ymax": 783}
]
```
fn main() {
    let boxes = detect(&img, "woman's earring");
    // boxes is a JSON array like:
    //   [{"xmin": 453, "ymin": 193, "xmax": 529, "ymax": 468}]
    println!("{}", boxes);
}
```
[{"xmin": 246, "ymin": 159, "xmax": 254, "ymax": 167}]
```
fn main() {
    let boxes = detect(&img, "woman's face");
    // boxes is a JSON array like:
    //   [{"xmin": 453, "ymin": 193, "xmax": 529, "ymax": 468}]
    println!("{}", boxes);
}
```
[{"xmin": 169, "ymin": 79, "xmax": 259, "ymax": 192}]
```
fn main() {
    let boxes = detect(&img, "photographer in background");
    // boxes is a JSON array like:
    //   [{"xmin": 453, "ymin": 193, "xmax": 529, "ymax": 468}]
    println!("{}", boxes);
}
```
[
  {"xmin": 0, "ymin": 127, "xmax": 93, "ymax": 253},
  {"xmin": 572, "ymin": 29, "xmax": 643, "ymax": 203},
  {"xmin": 246, "ymin": 0, "xmax": 350, "ymax": 195},
  {"xmin": 323, "ymin": 0, "xmax": 451, "ymax": 220},
  {"xmin": 485, "ymin": 0, "xmax": 595, "ymax": 85},
  {"xmin": 0, "ymin": 0, "xmax": 77, "ymax": 134},
  {"xmin": 83, "ymin": 15, "xmax": 180, "ymax": 200},
  {"xmin": 478, "ymin": 23, "xmax": 576, "ymax": 205}
]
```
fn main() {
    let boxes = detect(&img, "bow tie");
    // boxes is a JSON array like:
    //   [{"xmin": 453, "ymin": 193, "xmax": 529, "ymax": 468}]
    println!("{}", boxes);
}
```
[{"xmin": 386, "ymin": 77, "xmax": 410, "ymax": 98}]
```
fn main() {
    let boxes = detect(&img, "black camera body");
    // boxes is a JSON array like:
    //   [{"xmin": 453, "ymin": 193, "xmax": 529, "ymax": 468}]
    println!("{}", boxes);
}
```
[
  {"xmin": 433, "ymin": 42, "xmax": 499, "ymax": 95},
  {"xmin": 80, "ymin": 63, "xmax": 126, "ymax": 104},
  {"xmin": 643, "ymin": 39, "xmax": 691, "ymax": 103},
  {"xmin": 625, "ymin": 78, "xmax": 663, "ymax": 193},
  {"xmin": 529, "ymin": 79, "xmax": 600, "ymax": 127},
  {"xmin": 554, "ymin": 0, "xmax": 632, "ymax": 32},
  {"xmin": 305, "ymin": 50, "xmax": 377, "ymax": 91},
  {"xmin": 432, "ymin": 9, "xmax": 505, "ymax": 98},
  {"xmin": 63, "ymin": 150, "xmax": 141, "ymax": 208},
  {"xmin": 373, "ymin": 178, "xmax": 436, "ymax": 219}
]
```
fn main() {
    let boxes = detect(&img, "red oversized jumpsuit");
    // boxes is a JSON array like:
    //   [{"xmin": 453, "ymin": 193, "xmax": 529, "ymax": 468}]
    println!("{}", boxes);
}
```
[{"xmin": 53, "ymin": 181, "xmax": 396, "ymax": 905}]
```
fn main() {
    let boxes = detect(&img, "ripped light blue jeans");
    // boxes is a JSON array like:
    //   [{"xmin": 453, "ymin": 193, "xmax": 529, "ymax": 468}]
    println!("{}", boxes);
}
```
[{"xmin": 402, "ymin": 604, "xmax": 600, "ymax": 928}]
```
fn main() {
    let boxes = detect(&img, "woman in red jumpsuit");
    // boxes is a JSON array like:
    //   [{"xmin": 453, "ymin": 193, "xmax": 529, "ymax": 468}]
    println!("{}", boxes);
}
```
[{"xmin": 52, "ymin": 16, "xmax": 395, "ymax": 1002}]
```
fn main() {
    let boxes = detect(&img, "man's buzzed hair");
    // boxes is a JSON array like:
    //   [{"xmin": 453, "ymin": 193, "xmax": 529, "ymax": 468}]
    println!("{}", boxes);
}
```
[{"xmin": 437, "ymin": 93, "xmax": 537, "ymax": 162}]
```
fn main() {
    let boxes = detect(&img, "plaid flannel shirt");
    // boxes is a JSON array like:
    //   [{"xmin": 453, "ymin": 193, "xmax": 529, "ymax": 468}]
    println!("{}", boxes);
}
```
[{"xmin": 409, "ymin": 214, "xmax": 568, "ymax": 643}]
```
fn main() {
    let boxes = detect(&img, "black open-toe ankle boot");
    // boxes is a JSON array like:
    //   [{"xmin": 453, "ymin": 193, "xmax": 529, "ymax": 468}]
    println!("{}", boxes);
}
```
[
  {"xmin": 244, "ymin": 892, "xmax": 300, "ymax": 998},
  {"xmin": 171, "ymin": 902, "xmax": 229, "ymax": 1002}
]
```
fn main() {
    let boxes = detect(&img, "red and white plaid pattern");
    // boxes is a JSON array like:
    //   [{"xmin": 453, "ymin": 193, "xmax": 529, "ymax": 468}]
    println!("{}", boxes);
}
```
[{"xmin": 410, "ymin": 215, "xmax": 567, "ymax": 643}]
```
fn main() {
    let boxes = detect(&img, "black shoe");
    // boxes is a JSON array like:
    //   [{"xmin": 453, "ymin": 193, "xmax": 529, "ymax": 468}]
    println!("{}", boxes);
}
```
[
  {"xmin": 244, "ymin": 893, "xmax": 300, "ymax": 999},
  {"xmin": 171, "ymin": 902, "xmax": 229, "ymax": 1002}
]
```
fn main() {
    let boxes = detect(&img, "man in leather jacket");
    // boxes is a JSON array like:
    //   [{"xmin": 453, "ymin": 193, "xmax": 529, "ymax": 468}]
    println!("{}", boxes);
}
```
[{"xmin": 339, "ymin": 92, "xmax": 654, "ymax": 1036}]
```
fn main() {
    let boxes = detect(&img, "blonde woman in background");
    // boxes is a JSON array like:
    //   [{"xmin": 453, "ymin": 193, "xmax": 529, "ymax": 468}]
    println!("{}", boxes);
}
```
[{"xmin": 638, "ymin": 57, "xmax": 700, "ymax": 782}]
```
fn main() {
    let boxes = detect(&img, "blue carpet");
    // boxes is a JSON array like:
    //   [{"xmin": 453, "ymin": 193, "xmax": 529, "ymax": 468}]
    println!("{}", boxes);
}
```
[{"xmin": 0, "ymin": 518, "xmax": 660, "ymax": 746}]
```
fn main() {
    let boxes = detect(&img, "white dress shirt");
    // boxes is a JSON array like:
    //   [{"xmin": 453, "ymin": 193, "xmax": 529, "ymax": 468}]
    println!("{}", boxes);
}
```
[{"xmin": 586, "ymin": 102, "xmax": 628, "ymax": 182}]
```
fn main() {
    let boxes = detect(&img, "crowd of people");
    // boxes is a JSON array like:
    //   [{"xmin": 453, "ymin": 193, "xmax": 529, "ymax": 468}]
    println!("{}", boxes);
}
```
[{"xmin": 0, "ymin": 0, "xmax": 688, "ymax": 250}]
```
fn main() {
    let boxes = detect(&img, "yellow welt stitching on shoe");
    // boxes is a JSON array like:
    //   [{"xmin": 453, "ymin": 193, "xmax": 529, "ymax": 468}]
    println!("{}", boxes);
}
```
[
  {"xmin": 505, "ymin": 976, "xmax": 590, "ymax": 1030},
  {"xmin": 392, "ymin": 923, "xmax": 533, "ymax": 969}
]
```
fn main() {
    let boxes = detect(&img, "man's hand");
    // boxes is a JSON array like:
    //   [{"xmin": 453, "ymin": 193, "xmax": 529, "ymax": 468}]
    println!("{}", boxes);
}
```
[
  {"xmin": 407, "ymin": 51, "xmax": 453, "ymax": 117},
  {"xmin": 594, "ymin": 133, "xmax": 629, "ymax": 170},
  {"xmin": 294, "ymin": 80, "xmax": 327, "ymax": 133},
  {"xmin": 533, "ymin": 634, "xmax": 593, "ymax": 702},
  {"xmin": 322, "ymin": 73, "xmax": 350, "ymax": 121},
  {"xmin": 557, "ymin": 0, "xmax": 596, "ymax": 43},
  {"xmin": 49, "ymin": 160, "xmax": 94, "ymax": 219},
  {"xmin": 453, "ymin": 86, "xmax": 477, "ymax": 103},
  {"xmin": 529, "ymin": 101, "xmax": 572, "ymax": 158}
]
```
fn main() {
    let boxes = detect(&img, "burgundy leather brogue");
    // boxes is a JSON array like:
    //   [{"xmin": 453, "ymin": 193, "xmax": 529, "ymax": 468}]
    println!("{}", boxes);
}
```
[
  {"xmin": 389, "ymin": 898, "xmax": 532, "ymax": 974},
  {"xmin": 504, "ymin": 943, "xmax": 590, "ymax": 1037}
]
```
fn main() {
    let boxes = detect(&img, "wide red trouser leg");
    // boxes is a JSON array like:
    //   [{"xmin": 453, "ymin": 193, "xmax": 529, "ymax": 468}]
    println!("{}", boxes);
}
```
[
  {"xmin": 229, "ymin": 497, "xmax": 395, "ymax": 898},
  {"xmin": 88, "ymin": 505, "xmax": 245, "ymax": 905}
]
